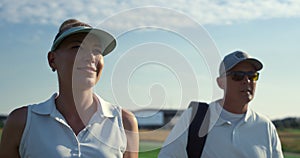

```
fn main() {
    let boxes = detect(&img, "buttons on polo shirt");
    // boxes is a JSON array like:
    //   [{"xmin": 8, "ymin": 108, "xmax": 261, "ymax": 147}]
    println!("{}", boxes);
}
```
[
  {"xmin": 77, "ymin": 125, "xmax": 91, "ymax": 141},
  {"xmin": 73, "ymin": 138, "xmax": 78, "ymax": 145},
  {"xmin": 226, "ymin": 121, "xmax": 232, "ymax": 125},
  {"xmin": 71, "ymin": 144, "xmax": 82, "ymax": 157},
  {"xmin": 71, "ymin": 149, "xmax": 80, "ymax": 157}
]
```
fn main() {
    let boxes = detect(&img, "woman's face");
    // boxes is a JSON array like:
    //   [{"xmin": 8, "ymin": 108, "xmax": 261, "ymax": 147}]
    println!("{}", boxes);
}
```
[{"xmin": 53, "ymin": 33, "xmax": 104, "ymax": 90}]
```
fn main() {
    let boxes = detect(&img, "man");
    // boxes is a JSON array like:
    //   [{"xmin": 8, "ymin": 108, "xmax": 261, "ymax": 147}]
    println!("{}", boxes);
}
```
[{"xmin": 158, "ymin": 50, "xmax": 283, "ymax": 158}]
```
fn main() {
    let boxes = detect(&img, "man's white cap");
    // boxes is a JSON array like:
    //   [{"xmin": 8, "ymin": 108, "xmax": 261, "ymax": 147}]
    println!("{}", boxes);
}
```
[{"xmin": 219, "ymin": 50, "xmax": 263, "ymax": 76}]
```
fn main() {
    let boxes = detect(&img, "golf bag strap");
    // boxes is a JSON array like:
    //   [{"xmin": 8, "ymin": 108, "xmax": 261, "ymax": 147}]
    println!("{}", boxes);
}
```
[{"xmin": 186, "ymin": 101, "xmax": 209, "ymax": 158}]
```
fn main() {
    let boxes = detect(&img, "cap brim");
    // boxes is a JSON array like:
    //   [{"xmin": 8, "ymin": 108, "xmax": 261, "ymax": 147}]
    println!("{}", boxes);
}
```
[
  {"xmin": 51, "ymin": 26, "xmax": 116, "ymax": 56},
  {"xmin": 246, "ymin": 58, "xmax": 263, "ymax": 71}
]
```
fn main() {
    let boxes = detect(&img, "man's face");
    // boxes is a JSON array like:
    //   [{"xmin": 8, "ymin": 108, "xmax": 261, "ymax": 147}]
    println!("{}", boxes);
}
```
[{"xmin": 220, "ymin": 61, "xmax": 258, "ymax": 105}]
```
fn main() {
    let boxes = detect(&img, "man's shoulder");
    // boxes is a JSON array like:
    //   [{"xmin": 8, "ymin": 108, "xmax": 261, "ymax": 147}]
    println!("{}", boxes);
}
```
[{"xmin": 249, "ymin": 109, "xmax": 273, "ymax": 124}]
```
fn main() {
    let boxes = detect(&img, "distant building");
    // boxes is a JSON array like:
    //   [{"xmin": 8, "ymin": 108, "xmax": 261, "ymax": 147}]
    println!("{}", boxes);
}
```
[{"xmin": 133, "ymin": 109, "xmax": 184, "ymax": 129}]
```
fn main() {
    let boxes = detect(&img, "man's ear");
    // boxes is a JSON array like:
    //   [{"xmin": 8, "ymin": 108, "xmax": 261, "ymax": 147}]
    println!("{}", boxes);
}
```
[
  {"xmin": 48, "ymin": 51, "xmax": 56, "ymax": 72},
  {"xmin": 217, "ymin": 77, "xmax": 225, "ymax": 90}
]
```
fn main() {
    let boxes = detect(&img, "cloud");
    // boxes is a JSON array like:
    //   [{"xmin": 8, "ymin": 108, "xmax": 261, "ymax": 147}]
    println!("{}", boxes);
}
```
[{"xmin": 1, "ymin": 0, "xmax": 300, "ymax": 28}]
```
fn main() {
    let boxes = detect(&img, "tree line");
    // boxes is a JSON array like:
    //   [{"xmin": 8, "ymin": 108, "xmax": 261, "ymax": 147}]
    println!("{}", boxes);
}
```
[{"xmin": 272, "ymin": 117, "xmax": 300, "ymax": 129}]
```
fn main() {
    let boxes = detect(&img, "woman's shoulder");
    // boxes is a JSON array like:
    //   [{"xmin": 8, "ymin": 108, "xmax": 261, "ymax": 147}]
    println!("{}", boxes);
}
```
[
  {"xmin": 6, "ymin": 106, "xmax": 28, "ymax": 130},
  {"xmin": 0, "ymin": 106, "xmax": 28, "ymax": 151}
]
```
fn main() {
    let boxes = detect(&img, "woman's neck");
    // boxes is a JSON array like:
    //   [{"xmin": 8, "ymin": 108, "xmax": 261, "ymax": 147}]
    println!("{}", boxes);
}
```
[{"xmin": 56, "ymin": 86, "xmax": 97, "ymax": 125}]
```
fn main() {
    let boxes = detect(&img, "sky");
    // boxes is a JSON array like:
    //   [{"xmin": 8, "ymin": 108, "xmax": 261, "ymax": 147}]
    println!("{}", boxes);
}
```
[{"xmin": 1, "ymin": 0, "xmax": 300, "ymax": 120}]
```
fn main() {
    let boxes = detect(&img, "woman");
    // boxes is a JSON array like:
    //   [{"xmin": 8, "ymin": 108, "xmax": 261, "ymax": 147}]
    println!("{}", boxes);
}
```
[{"xmin": 0, "ymin": 19, "xmax": 139, "ymax": 158}]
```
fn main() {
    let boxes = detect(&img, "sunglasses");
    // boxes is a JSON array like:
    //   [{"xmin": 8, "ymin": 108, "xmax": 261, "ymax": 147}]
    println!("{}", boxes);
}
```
[{"xmin": 225, "ymin": 71, "xmax": 259, "ymax": 81}]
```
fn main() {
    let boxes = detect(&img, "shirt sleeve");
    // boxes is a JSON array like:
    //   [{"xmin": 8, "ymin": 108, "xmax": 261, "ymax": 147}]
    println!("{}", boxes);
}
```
[
  {"xmin": 158, "ymin": 108, "xmax": 192, "ymax": 158},
  {"xmin": 270, "ymin": 123, "xmax": 284, "ymax": 158}
]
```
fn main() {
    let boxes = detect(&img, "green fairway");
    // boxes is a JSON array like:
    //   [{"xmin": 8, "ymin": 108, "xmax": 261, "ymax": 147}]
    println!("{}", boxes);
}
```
[
  {"xmin": 139, "ymin": 141, "xmax": 162, "ymax": 158},
  {"xmin": 278, "ymin": 128, "xmax": 300, "ymax": 154},
  {"xmin": 139, "ymin": 148, "xmax": 160, "ymax": 158},
  {"xmin": 0, "ymin": 128, "xmax": 2, "ymax": 142},
  {"xmin": 284, "ymin": 152, "xmax": 300, "ymax": 158}
]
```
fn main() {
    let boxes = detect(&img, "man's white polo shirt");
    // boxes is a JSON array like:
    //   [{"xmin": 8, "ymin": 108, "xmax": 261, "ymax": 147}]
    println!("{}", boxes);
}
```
[{"xmin": 158, "ymin": 101, "xmax": 283, "ymax": 158}]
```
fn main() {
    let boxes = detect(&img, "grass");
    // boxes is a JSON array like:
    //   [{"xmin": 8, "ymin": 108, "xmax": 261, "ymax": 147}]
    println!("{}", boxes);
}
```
[
  {"xmin": 139, "ymin": 148, "xmax": 160, "ymax": 158},
  {"xmin": 0, "ymin": 128, "xmax": 2, "ymax": 142},
  {"xmin": 284, "ymin": 153, "xmax": 300, "ymax": 158},
  {"xmin": 139, "ymin": 141, "xmax": 162, "ymax": 158},
  {"xmin": 278, "ymin": 128, "xmax": 300, "ymax": 154}
]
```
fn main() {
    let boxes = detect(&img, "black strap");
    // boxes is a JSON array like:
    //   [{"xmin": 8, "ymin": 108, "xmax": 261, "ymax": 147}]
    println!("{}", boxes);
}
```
[{"xmin": 186, "ymin": 102, "xmax": 209, "ymax": 158}]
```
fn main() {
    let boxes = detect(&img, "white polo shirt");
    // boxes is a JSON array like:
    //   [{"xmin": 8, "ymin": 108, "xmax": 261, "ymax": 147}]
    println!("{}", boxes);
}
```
[
  {"xmin": 158, "ymin": 101, "xmax": 283, "ymax": 158},
  {"xmin": 19, "ymin": 93, "xmax": 127, "ymax": 158}
]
